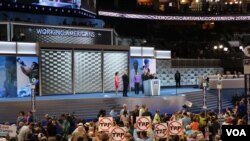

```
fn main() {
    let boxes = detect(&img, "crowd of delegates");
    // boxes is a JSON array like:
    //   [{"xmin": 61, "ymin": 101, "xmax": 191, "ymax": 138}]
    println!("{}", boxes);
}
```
[{"xmin": 1, "ymin": 96, "xmax": 247, "ymax": 141}]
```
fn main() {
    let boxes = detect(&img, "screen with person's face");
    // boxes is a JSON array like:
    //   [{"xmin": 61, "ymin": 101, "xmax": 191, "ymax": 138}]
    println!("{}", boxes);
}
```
[
  {"xmin": 129, "ymin": 58, "xmax": 156, "ymax": 90},
  {"xmin": 17, "ymin": 56, "xmax": 39, "ymax": 97},
  {"xmin": 0, "ymin": 55, "xmax": 40, "ymax": 98}
]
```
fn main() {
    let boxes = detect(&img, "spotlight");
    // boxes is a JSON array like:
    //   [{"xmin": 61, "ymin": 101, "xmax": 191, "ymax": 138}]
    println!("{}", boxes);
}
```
[
  {"xmin": 219, "ymin": 45, "xmax": 223, "ymax": 49},
  {"xmin": 214, "ymin": 45, "xmax": 218, "ymax": 50},
  {"xmin": 239, "ymin": 46, "xmax": 243, "ymax": 50},
  {"xmin": 223, "ymin": 47, "xmax": 228, "ymax": 52}
]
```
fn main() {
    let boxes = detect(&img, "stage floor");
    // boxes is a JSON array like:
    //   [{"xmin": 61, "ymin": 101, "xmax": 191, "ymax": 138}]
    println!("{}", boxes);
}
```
[{"xmin": 0, "ymin": 87, "xmax": 201, "ymax": 102}]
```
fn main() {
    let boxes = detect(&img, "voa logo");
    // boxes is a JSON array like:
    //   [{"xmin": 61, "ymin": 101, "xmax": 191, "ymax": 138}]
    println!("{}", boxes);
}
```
[{"xmin": 226, "ymin": 129, "xmax": 246, "ymax": 136}]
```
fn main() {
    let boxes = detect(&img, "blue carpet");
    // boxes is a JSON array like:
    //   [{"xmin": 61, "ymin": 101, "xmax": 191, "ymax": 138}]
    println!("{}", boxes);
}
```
[{"xmin": 0, "ymin": 87, "xmax": 201, "ymax": 102}]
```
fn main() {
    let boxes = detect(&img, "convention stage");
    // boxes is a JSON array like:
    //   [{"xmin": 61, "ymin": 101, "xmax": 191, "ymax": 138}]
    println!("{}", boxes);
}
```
[{"xmin": 0, "ymin": 87, "xmax": 236, "ymax": 123}]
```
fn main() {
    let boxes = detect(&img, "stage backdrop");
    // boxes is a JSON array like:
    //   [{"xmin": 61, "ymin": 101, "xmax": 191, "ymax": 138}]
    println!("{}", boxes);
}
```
[
  {"xmin": 74, "ymin": 51, "xmax": 102, "ymax": 93},
  {"xmin": 0, "ymin": 56, "xmax": 38, "ymax": 98},
  {"xmin": 103, "ymin": 52, "xmax": 128, "ymax": 92},
  {"xmin": 0, "ymin": 23, "xmax": 8, "ymax": 41},
  {"xmin": 156, "ymin": 60, "xmax": 223, "ymax": 86},
  {"xmin": 129, "ymin": 58, "xmax": 156, "ymax": 90},
  {"xmin": 41, "ymin": 50, "xmax": 73, "ymax": 95}
]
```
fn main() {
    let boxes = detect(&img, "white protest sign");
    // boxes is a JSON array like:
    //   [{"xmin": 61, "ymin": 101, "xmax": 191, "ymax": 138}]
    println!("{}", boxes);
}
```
[
  {"xmin": 0, "ymin": 124, "xmax": 17, "ymax": 137},
  {"xmin": 136, "ymin": 116, "xmax": 151, "ymax": 131},
  {"xmin": 154, "ymin": 123, "xmax": 168, "ymax": 138},
  {"xmin": 98, "ymin": 117, "xmax": 113, "ymax": 132},
  {"xmin": 109, "ymin": 127, "xmax": 127, "ymax": 141},
  {"xmin": 217, "ymin": 76, "xmax": 222, "ymax": 89},
  {"xmin": 243, "ymin": 46, "xmax": 250, "ymax": 57},
  {"xmin": 184, "ymin": 101, "xmax": 192, "ymax": 108},
  {"xmin": 244, "ymin": 59, "xmax": 250, "ymax": 74},
  {"xmin": 168, "ymin": 120, "xmax": 183, "ymax": 135}
]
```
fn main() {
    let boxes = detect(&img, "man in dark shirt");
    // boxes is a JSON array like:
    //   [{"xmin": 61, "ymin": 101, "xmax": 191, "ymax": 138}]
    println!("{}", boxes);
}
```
[
  {"xmin": 142, "ymin": 107, "xmax": 153, "ymax": 119},
  {"xmin": 132, "ymin": 105, "xmax": 139, "ymax": 125},
  {"xmin": 175, "ymin": 70, "xmax": 181, "ymax": 88},
  {"xmin": 141, "ymin": 71, "xmax": 147, "ymax": 94},
  {"xmin": 122, "ymin": 71, "xmax": 129, "ymax": 97}
]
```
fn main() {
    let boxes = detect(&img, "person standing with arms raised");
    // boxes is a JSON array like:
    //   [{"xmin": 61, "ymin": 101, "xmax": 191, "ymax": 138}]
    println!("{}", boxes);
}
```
[
  {"xmin": 122, "ymin": 71, "xmax": 129, "ymax": 97},
  {"xmin": 115, "ymin": 72, "xmax": 120, "ymax": 96}
]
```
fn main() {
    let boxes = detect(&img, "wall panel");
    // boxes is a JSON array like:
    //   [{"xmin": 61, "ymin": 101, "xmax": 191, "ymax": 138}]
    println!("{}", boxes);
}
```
[
  {"xmin": 103, "ymin": 52, "xmax": 128, "ymax": 92},
  {"xmin": 41, "ymin": 50, "xmax": 72, "ymax": 95},
  {"xmin": 74, "ymin": 51, "xmax": 102, "ymax": 93},
  {"xmin": 156, "ymin": 60, "xmax": 223, "ymax": 86}
]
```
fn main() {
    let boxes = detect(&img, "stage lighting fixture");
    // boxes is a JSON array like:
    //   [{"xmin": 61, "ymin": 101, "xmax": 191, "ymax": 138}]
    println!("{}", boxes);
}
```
[{"xmin": 223, "ymin": 47, "xmax": 228, "ymax": 52}]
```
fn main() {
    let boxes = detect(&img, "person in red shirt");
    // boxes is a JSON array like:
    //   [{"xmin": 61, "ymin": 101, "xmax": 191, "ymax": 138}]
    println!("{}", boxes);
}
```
[{"xmin": 190, "ymin": 118, "xmax": 199, "ymax": 131}]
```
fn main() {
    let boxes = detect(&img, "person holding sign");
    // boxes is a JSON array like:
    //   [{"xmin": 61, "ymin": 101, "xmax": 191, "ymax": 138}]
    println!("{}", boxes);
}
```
[{"xmin": 133, "ymin": 122, "xmax": 154, "ymax": 141}]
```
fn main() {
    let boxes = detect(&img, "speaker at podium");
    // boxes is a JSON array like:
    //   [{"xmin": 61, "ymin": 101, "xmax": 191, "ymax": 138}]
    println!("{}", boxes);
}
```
[{"xmin": 143, "ymin": 79, "xmax": 161, "ymax": 96}]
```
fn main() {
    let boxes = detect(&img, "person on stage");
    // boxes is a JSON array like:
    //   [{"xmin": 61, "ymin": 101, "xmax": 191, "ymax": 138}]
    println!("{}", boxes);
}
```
[
  {"xmin": 175, "ymin": 70, "xmax": 181, "ymax": 88},
  {"xmin": 114, "ymin": 72, "xmax": 120, "ymax": 96},
  {"xmin": 141, "ymin": 71, "xmax": 147, "ymax": 94},
  {"xmin": 122, "ymin": 71, "xmax": 129, "ymax": 97},
  {"xmin": 152, "ymin": 73, "xmax": 158, "ymax": 79},
  {"xmin": 134, "ymin": 71, "xmax": 140, "ymax": 95}
]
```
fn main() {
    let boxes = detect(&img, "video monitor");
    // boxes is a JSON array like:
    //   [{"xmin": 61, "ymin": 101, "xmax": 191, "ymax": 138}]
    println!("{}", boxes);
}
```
[
  {"xmin": 0, "ymin": 55, "xmax": 39, "ymax": 98},
  {"xmin": 2, "ymin": 0, "xmax": 96, "ymax": 15},
  {"xmin": 129, "ymin": 58, "xmax": 156, "ymax": 90}
]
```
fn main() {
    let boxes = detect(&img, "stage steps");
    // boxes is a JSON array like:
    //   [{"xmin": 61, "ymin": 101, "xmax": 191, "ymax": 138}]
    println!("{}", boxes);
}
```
[
  {"xmin": 0, "ymin": 98, "xmax": 122, "ymax": 123},
  {"xmin": 0, "ymin": 89, "xmax": 238, "ymax": 123}
]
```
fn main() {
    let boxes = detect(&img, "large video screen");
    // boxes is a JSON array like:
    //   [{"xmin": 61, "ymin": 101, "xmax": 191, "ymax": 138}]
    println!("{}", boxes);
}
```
[
  {"xmin": 6, "ymin": 0, "xmax": 96, "ymax": 14},
  {"xmin": 17, "ymin": 56, "xmax": 39, "ymax": 97},
  {"xmin": 129, "ymin": 58, "xmax": 156, "ymax": 90},
  {"xmin": 0, "ymin": 56, "xmax": 17, "ymax": 97},
  {"xmin": 0, "ymin": 56, "xmax": 39, "ymax": 98}
]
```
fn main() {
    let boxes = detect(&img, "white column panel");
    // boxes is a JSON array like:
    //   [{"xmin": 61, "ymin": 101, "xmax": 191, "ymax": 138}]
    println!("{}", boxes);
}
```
[
  {"xmin": 130, "ymin": 46, "xmax": 142, "ymax": 57},
  {"xmin": 17, "ymin": 42, "xmax": 37, "ymax": 55},
  {"xmin": 142, "ymin": 47, "xmax": 154, "ymax": 57},
  {"xmin": 0, "ymin": 41, "xmax": 16, "ymax": 54},
  {"xmin": 155, "ymin": 50, "xmax": 171, "ymax": 59}
]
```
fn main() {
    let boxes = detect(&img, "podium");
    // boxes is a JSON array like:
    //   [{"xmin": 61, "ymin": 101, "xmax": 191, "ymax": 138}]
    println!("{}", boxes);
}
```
[{"xmin": 143, "ymin": 79, "xmax": 161, "ymax": 96}]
